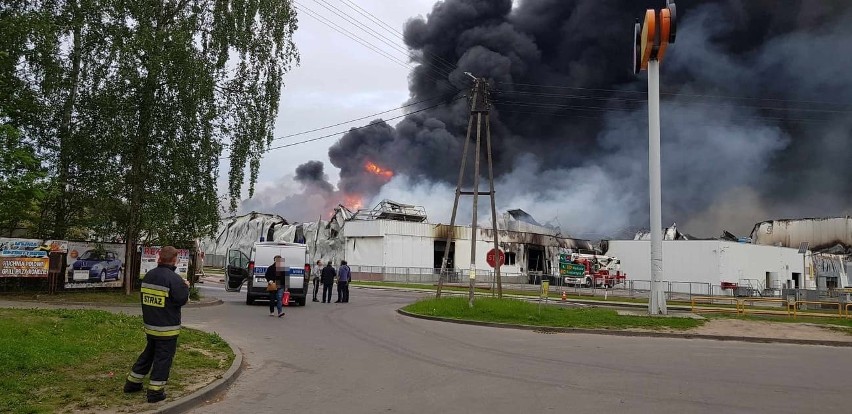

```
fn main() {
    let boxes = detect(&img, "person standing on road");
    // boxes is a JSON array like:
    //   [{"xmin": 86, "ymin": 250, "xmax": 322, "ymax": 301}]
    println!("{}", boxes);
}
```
[
  {"xmin": 312, "ymin": 260, "xmax": 322, "ymax": 302},
  {"xmin": 336, "ymin": 260, "xmax": 351, "ymax": 303},
  {"xmin": 321, "ymin": 261, "xmax": 336, "ymax": 303},
  {"xmin": 124, "ymin": 246, "xmax": 190, "ymax": 404},
  {"xmin": 265, "ymin": 255, "xmax": 286, "ymax": 317}
]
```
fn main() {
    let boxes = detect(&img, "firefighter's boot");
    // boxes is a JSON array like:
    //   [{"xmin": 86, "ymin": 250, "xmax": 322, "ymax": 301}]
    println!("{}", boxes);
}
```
[
  {"xmin": 147, "ymin": 389, "xmax": 167, "ymax": 403},
  {"xmin": 123, "ymin": 380, "xmax": 143, "ymax": 393}
]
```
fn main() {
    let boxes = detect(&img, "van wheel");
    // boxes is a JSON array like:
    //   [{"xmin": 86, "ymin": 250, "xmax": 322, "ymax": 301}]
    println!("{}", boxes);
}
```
[
  {"xmin": 246, "ymin": 295, "xmax": 255, "ymax": 305},
  {"xmin": 297, "ymin": 297, "xmax": 306, "ymax": 306}
]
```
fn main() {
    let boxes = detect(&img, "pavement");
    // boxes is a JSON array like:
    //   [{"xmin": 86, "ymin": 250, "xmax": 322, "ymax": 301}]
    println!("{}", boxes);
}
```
[
  {"xmin": 177, "ymin": 282, "xmax": 852, "ymax": 414},
  {"xmin": 4, "ymin": 282, "xmax": 851, "ymax": 413}
]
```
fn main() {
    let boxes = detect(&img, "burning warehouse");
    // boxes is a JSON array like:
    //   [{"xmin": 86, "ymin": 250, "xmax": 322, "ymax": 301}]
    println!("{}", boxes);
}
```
[{"xmin": 343, "ymin": 201, "xmax": 592, "ymax": 283}]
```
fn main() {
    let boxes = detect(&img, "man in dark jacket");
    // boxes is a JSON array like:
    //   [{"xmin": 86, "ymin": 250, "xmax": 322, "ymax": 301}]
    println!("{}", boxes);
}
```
[
  {"xmin": 124, "ymin": 246, "xmax": 190, "ymax": 403},
  {"xmin": 320, "ymin": 262, "xmax": 336, "ymax": 303},
  {"xmin": 336, "ymin": 260, "xmax": 351, "ymax": 303},
  {"xmin": 265, "ymin": 255, "xmax": 286, "ymax": 317}
]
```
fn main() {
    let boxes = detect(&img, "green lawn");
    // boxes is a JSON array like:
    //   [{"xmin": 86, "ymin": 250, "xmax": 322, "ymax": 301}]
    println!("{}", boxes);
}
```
[
  {"xmin": 402, "ymin": 297, "xmax": 704, "ymax": 330},
  {"xmin": 0, "ymin": 308, "xmax": 234, "ymax": 413},
  {"xmin": 352, "ymin": 280, "xmax": 652, "ymax": 304},
  {"xmin": 0, "ymin": 291, "xmax": 141, "ymax": 304}
]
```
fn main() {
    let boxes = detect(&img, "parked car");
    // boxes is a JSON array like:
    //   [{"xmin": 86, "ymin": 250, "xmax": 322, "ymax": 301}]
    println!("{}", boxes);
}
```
[{"xmin": 67, "ymin": 250, "xmax": 123, "ymax": 283}]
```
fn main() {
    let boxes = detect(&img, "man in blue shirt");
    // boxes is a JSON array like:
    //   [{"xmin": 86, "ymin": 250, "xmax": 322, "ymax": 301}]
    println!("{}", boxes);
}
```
[{"xmin": 336, "ymin": 260, "xmax": 351, "ymax": 303}]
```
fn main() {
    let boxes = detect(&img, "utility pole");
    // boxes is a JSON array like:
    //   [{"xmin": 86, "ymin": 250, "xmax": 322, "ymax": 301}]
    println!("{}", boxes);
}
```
[
  {"xmin": 436, "ymin": 74, "xmax": 503, "ymax": 304},
  {"xmin": 634, "ymin": 1, "xmax": 677, "ymax": 315}
]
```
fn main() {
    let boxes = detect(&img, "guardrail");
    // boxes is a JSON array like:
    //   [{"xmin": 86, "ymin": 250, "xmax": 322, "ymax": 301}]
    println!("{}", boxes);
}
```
[
  {"xmin": 690, "ymin": 296, "xmax": 740, "ymax": 314},
  {"xmin": 739, "ymin": 297, "xmax": 795, "ymax": 317},
  {"xmin": 792, "ymin": 301, "xmax": 845, "ymax": 318},
  {"xmin": 690, "ymin": 296, "xmax": 850, "ymax": 319}
]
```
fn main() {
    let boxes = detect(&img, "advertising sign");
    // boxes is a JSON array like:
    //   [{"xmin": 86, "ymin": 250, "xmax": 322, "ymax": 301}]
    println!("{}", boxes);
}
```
[
  {"xmin": 0, "ymin": 257, "xmax": 49, "ymax": 278},
  {"xmin": 0, "ymin": 238, "xmax": 67, "ymax": 278},
  {"xmin": 140, "ymin": 246, "xmax": 190, "ymax": 279},
  {"xmin": 64, "ymin": 242, "xmax": 127, "ymax": 289}
]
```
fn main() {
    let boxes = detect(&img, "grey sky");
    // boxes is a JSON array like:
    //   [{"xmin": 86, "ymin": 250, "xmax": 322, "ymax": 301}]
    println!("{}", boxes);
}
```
[{"xmin": 218, "ymin": 0, "xmax": 437, "ymax": 205}]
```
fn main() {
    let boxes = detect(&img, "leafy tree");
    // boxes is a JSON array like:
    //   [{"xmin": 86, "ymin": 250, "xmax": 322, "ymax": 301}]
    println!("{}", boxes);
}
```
[
  {"xmin": 1, "ymin": 1, "xmax": 300, "ymax": 279},
  {"xmin": 0, "ymin": 122, "xmax": 47, "ymax": 236}
]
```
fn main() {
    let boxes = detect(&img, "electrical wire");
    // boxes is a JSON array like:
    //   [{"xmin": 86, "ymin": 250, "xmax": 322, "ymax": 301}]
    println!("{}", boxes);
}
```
[
  {"xmin": 493, "ymin": 89, "xmax": 852, "ymax": 114},
  {"xmin": 494, "ymin": 103, "xmax": 838, "ymax": 125},
  {"xmin": 293, "ymin": 1, "xmax": 449, "ymax": 85},
  {"xmin": 220, "ymin": 93, "xmax": 466, "ymax": 159},
  {"xmin": 269, "ymin": 90, "xmax": 460, "ymax": 143},
  {"xmin": 338, "ymin": 0, "xmax": 460, "ymax": 75},
  {"xmin": 311, "ymin": 0, "xmax": 453, "ymax": 79},
  {"xmin": 495, "ymin": 80, "xmax": 852, "ymax": 109}
]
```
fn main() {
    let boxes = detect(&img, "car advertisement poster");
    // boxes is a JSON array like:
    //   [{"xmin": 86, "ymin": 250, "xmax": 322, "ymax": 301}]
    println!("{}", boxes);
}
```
[
  {"xmin": 140, "ymin": 246, "xmax": 190, "ymax": 279},
  {"xmin": 0, "ymin": 238, "xmax": 67, "ymax": 278},
  {"xmin": 64, "ymin": 242, "xmax": 127, "ymax": 289}
]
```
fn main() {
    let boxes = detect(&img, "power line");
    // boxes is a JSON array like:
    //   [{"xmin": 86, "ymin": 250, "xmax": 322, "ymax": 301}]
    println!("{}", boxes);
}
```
[
  {"xmin": 494, "ymin": 103, "xmax": 838, "ymax": 125},
  {"xmin": 293, "ymin": 1, "xmax": 449, "ymax": 85},
  {"xmin": 493, "ymin": 89, "xmax": 852, "ymax": 114},
  {"xmin": 295, "ymin": 1, "xmax": 454, "ymax": 86},
  {"xmin": 495, "ymin": 80, "xmax": 852, "ymax": 108},
  {"xmin": 269, "ymin": 90, "xmax": 460, "ymax": 143},
  {"xmin": 220, "ymin": 94, "xmax": 466, "ymax": 159},
  {"xmin": 221, "ymin": 90, "xmax": 461, "ymax": 150},
  {"xmin": 338, "ymin": 0, "xmax": 459, "ymax": 75},
  {"xmin": 310, "ymin": 0, "xmax": 451, "ymax": 78}
]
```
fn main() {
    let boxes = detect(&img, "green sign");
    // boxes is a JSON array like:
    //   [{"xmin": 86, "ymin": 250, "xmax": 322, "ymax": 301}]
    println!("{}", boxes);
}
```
[{"xmin": 559, "ymin": 254, "xmax": 586, "ymax": 277}]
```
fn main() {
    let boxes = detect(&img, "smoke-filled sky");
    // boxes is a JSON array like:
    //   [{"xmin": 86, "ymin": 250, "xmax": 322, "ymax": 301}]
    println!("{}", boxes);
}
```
[{"xmin": 238, "ymin": 0, "xmax": 852, "ymax": 239}]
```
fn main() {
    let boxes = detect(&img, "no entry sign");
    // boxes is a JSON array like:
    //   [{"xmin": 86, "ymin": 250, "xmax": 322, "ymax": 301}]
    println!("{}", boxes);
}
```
[{"xmin": 486, "ymin": 248, "xmax": 505, "ymax": 268}]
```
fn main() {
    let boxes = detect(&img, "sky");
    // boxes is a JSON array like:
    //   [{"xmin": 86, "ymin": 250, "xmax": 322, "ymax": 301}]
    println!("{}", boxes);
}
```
[{"xmin": 217, "ymin": 0, "xmax": 437, "ymax": 209}]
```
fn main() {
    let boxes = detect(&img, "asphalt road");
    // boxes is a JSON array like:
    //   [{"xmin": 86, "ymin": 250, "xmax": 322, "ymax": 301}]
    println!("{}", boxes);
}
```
[{"xmin": 184, "ymin": 283, "xmax": 850, "ymax": 414}]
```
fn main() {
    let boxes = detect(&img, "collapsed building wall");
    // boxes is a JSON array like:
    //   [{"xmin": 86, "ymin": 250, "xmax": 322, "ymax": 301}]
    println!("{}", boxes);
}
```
[
  {"xmin": 200, "ymin": 207, "xmax": 351, "ymax": 268},
  {"xmin": 750, "ymin": 217, "xmax": 852, "ymax": 288}
]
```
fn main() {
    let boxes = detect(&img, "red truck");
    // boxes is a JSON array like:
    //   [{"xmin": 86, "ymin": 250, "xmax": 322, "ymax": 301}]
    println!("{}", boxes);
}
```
[{"xmin": 560, "ymin": 252, "xmax": 627, "ymax": 288}]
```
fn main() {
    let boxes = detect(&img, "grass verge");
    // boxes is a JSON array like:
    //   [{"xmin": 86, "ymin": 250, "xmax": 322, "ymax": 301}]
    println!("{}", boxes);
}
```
[
  {"xmin": 352, "ymin": 280, "xmax": 652, "ymax": 304},
  {"xmin": 0, "ymin": 308, "xmax": 234, "ymax": 414},
  {"xmin": 402, "ymin": 297, "xmax": 704, "ymax": 330},
  {"xmin": 0, "ymin": 291, "xmax": 141, "ymax": 304},
  {"xmin": 357, "ymin": 281, "xmax": 847, "ymax": 318}
]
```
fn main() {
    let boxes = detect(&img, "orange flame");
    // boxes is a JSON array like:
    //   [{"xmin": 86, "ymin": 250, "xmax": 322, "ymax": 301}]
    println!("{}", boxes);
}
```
[
  {"xmin": 364, "ymin": 161, "xmax": 394, "ymax": 179},
  {"xmin": 343, "ymin": 194, "xmax": 364, "ymax": 211}
]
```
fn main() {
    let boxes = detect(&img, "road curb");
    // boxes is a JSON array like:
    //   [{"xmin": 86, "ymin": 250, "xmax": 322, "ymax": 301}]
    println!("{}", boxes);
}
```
[
  {"xmin": 397, "ymin": 309, "xmax": 852, "ymax": 348},
  {"xmin": 142, "ymin": 333, "xmax": 245, "ymax": 414},
  {"xmin": 0, "ymin": 298, "xmax": 223, "ymax": 308}
]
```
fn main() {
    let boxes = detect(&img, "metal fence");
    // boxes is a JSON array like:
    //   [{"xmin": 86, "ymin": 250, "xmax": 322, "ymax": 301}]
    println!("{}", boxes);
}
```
[{"xmin": 348, "ymin": 265, "xmax": 527, "ymax": 285}]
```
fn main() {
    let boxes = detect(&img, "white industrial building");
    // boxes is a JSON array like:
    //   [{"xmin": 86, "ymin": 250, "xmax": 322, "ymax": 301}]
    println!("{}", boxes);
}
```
[
  {"xmin": 344, "ymin": 201, "xmax": 592, "ymax": 282},
  {"xmin": 608, "ymin": 240, "xmax": 808, "ymax": 294}
]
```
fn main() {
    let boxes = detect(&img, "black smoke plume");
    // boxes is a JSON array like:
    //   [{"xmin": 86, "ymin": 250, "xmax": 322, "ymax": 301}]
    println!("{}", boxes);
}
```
[{"xmin": 323, "ymin": 0, "xmax": 852, "ymax": 238}]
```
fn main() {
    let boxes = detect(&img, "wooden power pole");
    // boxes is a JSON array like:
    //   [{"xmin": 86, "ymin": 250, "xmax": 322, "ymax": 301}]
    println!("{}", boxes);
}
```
[{"xmin": 436, "ymin": 75, "xmax": 503, "ymax": 304}]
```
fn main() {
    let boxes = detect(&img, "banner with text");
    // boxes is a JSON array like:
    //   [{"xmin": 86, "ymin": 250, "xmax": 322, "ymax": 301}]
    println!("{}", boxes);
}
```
[
  {"xmin": 0, "ymin": 238, "xmax": 67, "ymax": 278},
  {"xmin": 140, "ymin": 246, "xmax": 190, "ymax": 279}
]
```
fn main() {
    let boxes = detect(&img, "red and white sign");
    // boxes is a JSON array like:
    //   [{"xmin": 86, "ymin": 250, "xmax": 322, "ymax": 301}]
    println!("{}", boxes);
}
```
[{"xmin": 486, "ymin": 248, "xmax": 505, "ymax": 268}]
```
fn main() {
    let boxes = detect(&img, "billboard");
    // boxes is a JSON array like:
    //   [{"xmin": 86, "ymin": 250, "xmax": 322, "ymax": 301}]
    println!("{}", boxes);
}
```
[
  {"xmin": 0, "ymin": 238, "xmax": 67, "ymax": 278},
  {"xmin": 64, "ymin": 242, "xmax": 127, "ymax": 289},
  {"xmin": 140, "ymin": 246, "xmax": 190, "ymax": 279}
]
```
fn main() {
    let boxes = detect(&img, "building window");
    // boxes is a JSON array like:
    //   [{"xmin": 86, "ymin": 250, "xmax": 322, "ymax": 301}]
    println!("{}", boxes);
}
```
[{"xmin": 505, "ymin": 252, "xmax": 516, "ymax": 266}]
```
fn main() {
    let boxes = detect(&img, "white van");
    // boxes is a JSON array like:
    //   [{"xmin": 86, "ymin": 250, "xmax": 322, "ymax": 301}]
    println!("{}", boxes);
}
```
[{"xmin": 225, "ymin": 242, "xmax": 311, "ymax": 306}]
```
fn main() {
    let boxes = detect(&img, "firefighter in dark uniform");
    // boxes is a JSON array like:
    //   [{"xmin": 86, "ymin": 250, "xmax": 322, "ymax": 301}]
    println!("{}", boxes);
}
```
[{"xmin": 123, "ymin": 246, "xmax": 190, "ymax": 403}]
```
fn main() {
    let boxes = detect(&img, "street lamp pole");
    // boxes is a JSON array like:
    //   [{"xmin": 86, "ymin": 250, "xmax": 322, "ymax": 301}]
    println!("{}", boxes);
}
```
[{"xmin": 635, "ymin": 1, "xmax": 677, "ymax": 315}]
